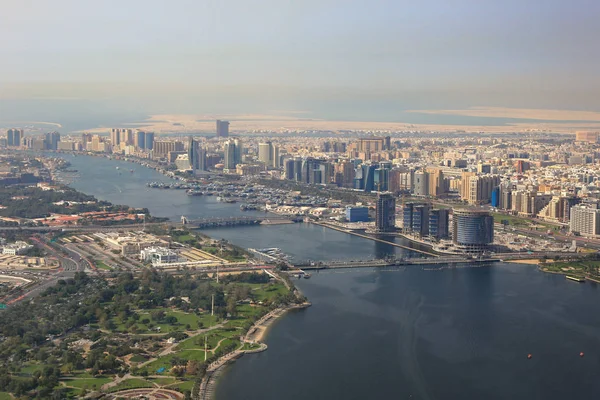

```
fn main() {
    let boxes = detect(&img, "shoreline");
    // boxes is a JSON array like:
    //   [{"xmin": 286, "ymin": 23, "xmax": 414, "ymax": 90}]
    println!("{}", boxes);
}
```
[{"xmin": 197, "ymin": 302, "xmax": 311, "ymax": 400}]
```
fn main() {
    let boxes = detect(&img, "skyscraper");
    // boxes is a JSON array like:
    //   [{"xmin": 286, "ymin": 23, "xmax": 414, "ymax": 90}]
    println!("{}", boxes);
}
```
[
  {"xmin": 258, "ymin": 142, "xmax": 280, "ymax": 168},
  {"xmin": 110, "ymin": 128, "xmax": 121, "ymax": 146},
  {"xmin": 376, "ymin": 193, "xmax": 396, "ymax": 233},
  {"xmin": 224, "ymin": 139, "xmax": 242, "ymax": 170},
  {"xmin": 258, "ymin": 142, "xmax": 272, "ymax": 164},
  {"xmin": 427, "ymin": 167, "xmax": 445, "ymax": 197},
  {"xmin": 429, "ymin": 209, "xmax": 449, "ymax": 239},
  {"xmin": 188, "ymin": 137, "xmax": 206, "ymax": 174},
  {"xmin": 570, "ymin": 203, "xmax": 600, "ymax": 237},
  {"xmin": 7, "ymin": 129, "xmax": 23, "ymax": 147},
  {"xmin": 45, "ymin": 131, "xmax": 61, "ymax": 150},
  {"xmin": 413, "ymin": 171, "xmax": 429, "ymax": 196},
  {"xmin": 135, "ymin": 130, "xmax": 146, "ymax": 149},
  {"xmin": 145, "ymin": 132, "xmax": 154, "ymax": 150},
  {"xmin": 217, "ymin": 120, "xmax": 230, "ymax": 138},
  {"xmin": 452, "ymin": 209, "xmax": 494, "ymax": 253},
  {"xmin": 284, "ymin": 159, "xmax": 295, "ymax": 180}
]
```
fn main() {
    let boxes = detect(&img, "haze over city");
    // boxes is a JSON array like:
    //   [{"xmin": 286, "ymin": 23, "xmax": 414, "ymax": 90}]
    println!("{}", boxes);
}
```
[{"xmin": 2, "ymin": 0, "xmax": 600, "ymax": 129}]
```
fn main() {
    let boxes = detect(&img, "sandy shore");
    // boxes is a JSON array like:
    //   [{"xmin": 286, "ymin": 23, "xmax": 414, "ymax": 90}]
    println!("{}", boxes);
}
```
[{"xmin": 74, "ymin": 110, "xmax": 594, "ymax": 135}]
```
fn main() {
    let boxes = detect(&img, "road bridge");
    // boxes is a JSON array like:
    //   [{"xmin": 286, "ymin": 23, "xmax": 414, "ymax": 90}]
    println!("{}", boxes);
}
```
[{"xmin": 185, "ymin": 216, "xmax": 295, "ymax": 229}]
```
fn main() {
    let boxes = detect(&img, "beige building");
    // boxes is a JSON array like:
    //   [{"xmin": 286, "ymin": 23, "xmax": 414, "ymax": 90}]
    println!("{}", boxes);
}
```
[
  {"xmin": 570, "ymin": 203, "xmax": 600, "ymax": 237},
  {"xmin": 575, "ymin": 131, "xmax": 599, "ymax": 143}
]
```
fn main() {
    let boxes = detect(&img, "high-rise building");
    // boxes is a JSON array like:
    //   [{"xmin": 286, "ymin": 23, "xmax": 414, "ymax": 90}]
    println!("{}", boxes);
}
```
[
  {"xmin": 45, "ymin": 131, "xmax": 61, "ymax": 150},
  {"xmin": 135, "ymin": 130, "xmax": 146, "ymax": 149},
  {"xmin": 570, "ymin": 203, "xmax": 600, "ymax": 237},
  {"xmin": 153, "ymin": 140, "xmax": 184, "ymax": 159},
  {"xmin": 429, "ymin": 209, "xmax": 449, "ymax": 239},
  {"xmin": 452, "ymin": 209, "xmax": 494, "ymax": 253},
  {"xmin": 413, "ymin": 171, "xmax": 429, "ymax": 196},
  {"xmin": 403, "ymin": 203, "xmax": 431, "ymax": 236},
  {"xmin": 258, "ymin": 142, "xmax": 280, "ymax": 168},
  {"xmin": 301, "ymin": 158, "xmax": 332, "ymax": 184},
  {"xmin": 467, "ymin": 175, "xmax": 501, "ymax": 205},
  {"xmin": 224, "ymin": 139, "xmax": 243, "ymax": 170},
  {"xmin": 427, "ymin": 167, "xmax": 445, "ymax": 197},
  {"xmin": 334, "ymin": 160, "xmax": 355, "ymax": 187},
  {"xmin": 374, "ymin": 167, "xmax": 389, "ymax": 192},
  {"xmin": 258, "ymin": 143, "xmax": 271, "ymax": 164},
  {"xmin": 81, "ymin": 133, "xmax": 92, "ymax": 150},
  {"xmin": 188, "ymin": 137, "xmax": 206, "ymax": 174},
  {"xmin": 7, "ymin": 129, "xmax": 23, "ymax": 147},
  {"xmin": 460, "ymin": 171, "xmax": 476, "ymax": 201},
  {"xmin": 216, "ymin": 120, "xmax": 230, "ymax": 138},
  {"xmin": 145, "ymin": 132, "xmax": 154, "ymax": 150},
  {"xmin": 384, "ymin": 136, "xmax": 391, "ymax": 151},
  {"xmin": 110, "ymin": 128, "xmax": 121, "ymax": 146},
  {"xmin": 375, "ymin": 193, "xmax": 396, "ymax": 233},
  {"xmin": 284, "ymin": 159, "xmax": 295, "ymax": 180},
  {"xmin": 360, "ymin": 163, "xmax": 378, "ymax": 192}
]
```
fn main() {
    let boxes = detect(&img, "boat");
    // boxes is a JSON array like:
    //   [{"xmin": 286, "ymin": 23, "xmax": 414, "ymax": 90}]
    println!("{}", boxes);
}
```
[
  {"xmin": 566, "ymin": 275, "xmax": 585, "ymax": 282},
  {"xmin": 187, "ymin": 190, "xmax": 203, "ymax": 196},
  {"xmin": 303, "ymin": 273, "xmax": 311, "ymax": 279},
  {"xmin": 116, "ymin": 166, "xmax": 120, "ymax": 170}
]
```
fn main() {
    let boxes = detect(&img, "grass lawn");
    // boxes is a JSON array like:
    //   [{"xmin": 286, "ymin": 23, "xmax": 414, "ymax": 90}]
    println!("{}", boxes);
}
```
[
  {"xmin": 112, "ymin": 309, "xmax": 218, "ymax": 334},
  {"xmin": 170, "ymin": 380, "xmax": 195, "ymax": 391},
  {"xmin": 492, "ymin": 213, "xmax": 532, "ymax": 227},
  {"xmin": 106, "ymin": 378, "xmax": 153, "ymax": 393},
  {"xmin": 241, "ymin": 342, "xmax": 261, "ymax": 351},
  {"xmin": 174, "ymin": 234, "xmax": 196, "ymax": 244},
  {"xmin": 147, "ymin": 377, "xmax": 177, "ymax": 386},
  {"xmin": 130, "ymin": 354, "xmax": 148, "ymax": 363},
  {"xmin": 251, "ymin": 283, "xmax": 288, "ymax": 302},
  {"xmin": 541, "ymin": 260, "xmax": 600, "ymax": 277},
  {"xmin": 19, "ymin": 363, "xmax": 46, "ymax": 376},
  {"xmin": 176, "ymin": 329, "xmax": 240, "ymax": 351},
  {"xmin": 94, "ymin": 260, "xmax": 112, "ymax": 270},
  {"xmin": 61, "ymin": 376, "xmax": 112, "ymax": 389},
  {"xmin": 141, "ymin": 350, "xmax": 206, "ymax": 374},
  {"xmin": 0, "ymin": 392, "xmax": 12, "ymax": 400}
]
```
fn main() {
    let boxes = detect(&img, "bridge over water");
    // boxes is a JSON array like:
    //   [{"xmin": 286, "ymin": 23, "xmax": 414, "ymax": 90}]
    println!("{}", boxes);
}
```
[{"xmin": 183, "ymin": 216, "xmax": 296, "ymax": 229}]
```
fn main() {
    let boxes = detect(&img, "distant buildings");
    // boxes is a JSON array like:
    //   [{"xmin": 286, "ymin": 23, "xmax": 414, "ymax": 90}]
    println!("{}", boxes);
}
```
[
  {"xmin": 452, "ymin": 209, "xmax": 494, "ymax": 253},
  {"xmin": 217, "ymin": 120, "xmax": 230, "ymax": 138},
  {"xmin": 258, "ymin": 142, "xmax": 280, "ymax": 168},
  {"xmin": 575, "ymin": 131, "xmax": 599, "ymax": 144},
  {"xmin": 7, "ymin": 129, "xmax": 24, "ymax": 147},
  {"xmin": 375, "ymin": 193, "xmax": 396, "ymax": 232},
  {"xmin": 188, "ymin": 137, "xmax": 206, "ymax": 174},
  {"xmin": 153, "ymin": 140, "xmax": 184, "ymax": 159},
  {"xmin": 224, "ymin": 139, "xmax": 243, "ymax": 170}
]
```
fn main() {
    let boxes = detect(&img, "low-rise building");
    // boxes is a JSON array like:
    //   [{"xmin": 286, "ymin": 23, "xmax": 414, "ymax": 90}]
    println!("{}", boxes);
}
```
[
  {"xmin": 2, "ymin": 241, "xmax": 33, "ymax": 255},
  {"xmin": 140, "ymin": 247, "xmax": 180, "ymax": 265}
]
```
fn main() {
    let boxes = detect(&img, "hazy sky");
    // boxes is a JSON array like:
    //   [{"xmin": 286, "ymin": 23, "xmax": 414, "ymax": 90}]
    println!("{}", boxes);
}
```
[{"xmin": 1, "ymin": 0, "xmax": 599, "ymax": 116}]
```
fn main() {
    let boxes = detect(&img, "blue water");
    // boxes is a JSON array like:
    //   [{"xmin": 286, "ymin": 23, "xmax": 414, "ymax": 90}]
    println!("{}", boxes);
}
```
[{"xmin": 60, "ymin": 153, "xmax": 600, "ymax": 400}]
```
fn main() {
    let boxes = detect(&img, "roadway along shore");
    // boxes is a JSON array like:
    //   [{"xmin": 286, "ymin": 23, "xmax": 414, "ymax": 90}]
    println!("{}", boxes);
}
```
[{"xmin": 311, "ymin": 220, "xmax": 439, "ymax": 257}]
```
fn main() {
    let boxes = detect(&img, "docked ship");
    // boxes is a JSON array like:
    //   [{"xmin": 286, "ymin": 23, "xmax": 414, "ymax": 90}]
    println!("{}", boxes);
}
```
[
  {"xmin": 187, "ymin": 190, "xmax": 203, "ymax": 196},
  {"xmin": 566, "ymin": 275, "xmax": 585, "ymax": 282}
]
